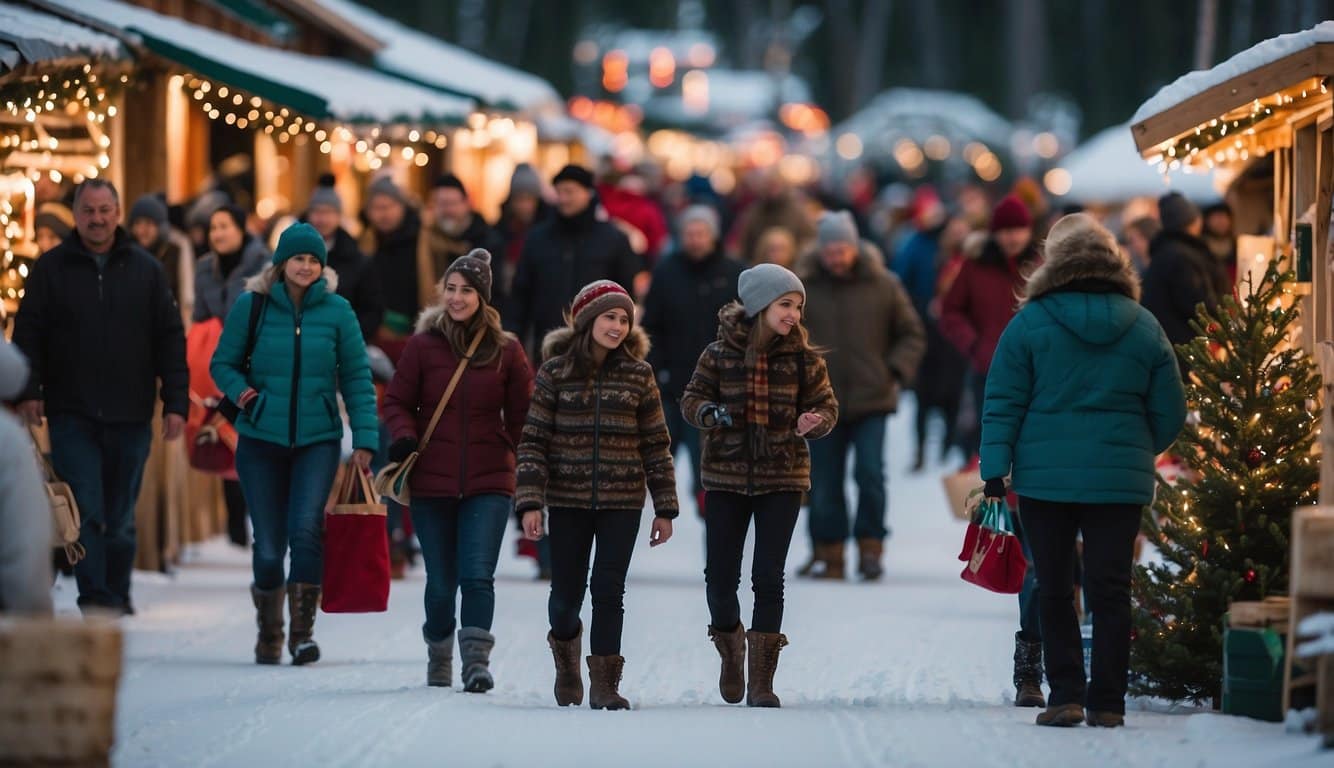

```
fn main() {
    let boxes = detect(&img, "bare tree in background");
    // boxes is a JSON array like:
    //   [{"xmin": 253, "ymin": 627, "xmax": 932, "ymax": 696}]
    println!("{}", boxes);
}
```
[
  {"xmin": 493, "ymin": 0, "xmax": 537, "ymax": 65},
  {"xmin": 457, "ymin": 0, "xmax": 488, "ymax": 51},
  {"xmin": 1194, "ymin": 0, "xmax": 1218, "ymax": 70},
  {"xmin": 823, "ymin": 0, "xmax": 892, "ymax": 116},
  {"xmin": 1228, "ymin": 0, "xmax": 1253, "ymax": 57},
  {"xmin": 1005, "ymin": 0, "xmax": 1046, "ymax": 118},
  {"xmin": 913, "ymin": 0, "xmax": 947, "ymax": 89}
]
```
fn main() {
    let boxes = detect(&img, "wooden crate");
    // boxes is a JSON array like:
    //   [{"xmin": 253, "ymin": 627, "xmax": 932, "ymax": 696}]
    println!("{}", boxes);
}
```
[
  {"xmin": 1285, "ymin": 507, "xmax": 1334, "ymax": 715},
  {"xmin": 1230, "ymin": 597, "xmax": 1293, "ymax": 632},
  {"xmin": 0, "ymin": 617, "xmax": 122, "ymax": 766}
]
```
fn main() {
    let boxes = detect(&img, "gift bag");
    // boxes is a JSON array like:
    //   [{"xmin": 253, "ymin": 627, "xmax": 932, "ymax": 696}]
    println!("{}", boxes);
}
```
[
  {"xmin": 959, "ymin": 497, "xmax": 1027, "ymax": 594},
  {"xmin": 942, "ymin": 460, "xmax": 983, "ymax": 521},
  {"xmin": 321, "ymin": 466, "xmax": 390, "ymax": 613},
  {"xmin": 29, "ymin": 428, "xmax": 85, "ymax": 564}
]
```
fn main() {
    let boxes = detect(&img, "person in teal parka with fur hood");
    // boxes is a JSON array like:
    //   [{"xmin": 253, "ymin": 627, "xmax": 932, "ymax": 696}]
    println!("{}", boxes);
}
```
[
  {"xmin": 980, "ymin": 213, "xmax": 1185, "ymax": 729},
  {"xmin": 211, "ymin": 222, "xmax": 378, "ymax": 667}
]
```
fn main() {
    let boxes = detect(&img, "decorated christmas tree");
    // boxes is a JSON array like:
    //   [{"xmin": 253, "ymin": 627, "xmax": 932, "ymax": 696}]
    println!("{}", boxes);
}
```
[{"xmin": 1130, "ymin": 261, "xmax": 1320, "ymax": 704}]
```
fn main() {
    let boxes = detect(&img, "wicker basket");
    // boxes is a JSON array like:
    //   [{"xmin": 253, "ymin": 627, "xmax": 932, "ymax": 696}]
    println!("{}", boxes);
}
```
[{"xmin": 0, "ymin": 617, "xmax": 123, "ymax": 766}]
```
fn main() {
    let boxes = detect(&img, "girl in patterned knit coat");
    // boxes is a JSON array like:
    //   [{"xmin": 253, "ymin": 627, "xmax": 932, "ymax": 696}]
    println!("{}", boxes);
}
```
[
  {"xmin": 681, "ymin": 263, "xmax": 839, "ymax": 708},
  {"xmin": 516, "ymin": 280, "xmax": 679, "ymax": 710}
]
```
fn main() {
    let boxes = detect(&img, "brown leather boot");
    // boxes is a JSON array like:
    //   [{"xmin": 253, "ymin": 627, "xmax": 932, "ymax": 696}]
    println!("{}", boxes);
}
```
[
  {"xmin": 708, "ymin": 623, "xmax": 746, "ymax": 704},
  {"xmin": 286, "ymin": 583, "xmax": 321, "ymax": 666},
  {"xmin": 1085, "ymin": 710, "xmax": 1125, "ymax": 728},
  {"xmin": 799, "ymin": 542, "xmax": 844, "ymax": 580},
  {"xmin": 250, "ymin": 584, "xmax": 284, "ymax": 665},
  {"xmin": 857, "ymin": 538, "xmax": 884, "ymax": 580},
  {"xmin": 1036, "ymin": 702, "xmax": 1085, "ymax": 727},
  {"xmin": 586, "ymin": 655, "xmax": 631, "ymax": 710},
  {"xmin": 745, "ymin": 631, "xmax": 788, "ymax": 708},
  {"xmin": 547, "ymin": 626, "xmax": 584, "ymax": 706}
]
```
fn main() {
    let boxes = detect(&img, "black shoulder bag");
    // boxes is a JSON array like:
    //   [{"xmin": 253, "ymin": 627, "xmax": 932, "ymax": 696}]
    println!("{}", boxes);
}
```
[{"xmin": 216, "ymin": 294, "xmax": 268, "ymax": 423}]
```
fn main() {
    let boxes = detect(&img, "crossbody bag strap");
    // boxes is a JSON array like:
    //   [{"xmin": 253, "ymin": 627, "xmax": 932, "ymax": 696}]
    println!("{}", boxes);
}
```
[
  {"xmin": 418, "ymin": 327, "xmax": 486, "ymax": 452},
  {"xmin": 241, "ymin": 293, "xmax": 267, "ymax": 374}
]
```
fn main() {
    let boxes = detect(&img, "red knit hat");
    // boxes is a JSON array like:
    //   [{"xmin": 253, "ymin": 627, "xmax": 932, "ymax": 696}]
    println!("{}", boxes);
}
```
[
  {"xmin": 570, "ymin": 280, "xmax": 634, "ymax": 328},
  {"xmin": 990, "ymin": 195, "xmax": 1033, "ymax": 232}
]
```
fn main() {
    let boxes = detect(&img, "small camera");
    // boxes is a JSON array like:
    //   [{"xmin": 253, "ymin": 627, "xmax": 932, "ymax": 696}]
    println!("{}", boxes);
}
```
[{"xmin": 703, "ymin": 403, "xmax": 733, "ymax": 428}]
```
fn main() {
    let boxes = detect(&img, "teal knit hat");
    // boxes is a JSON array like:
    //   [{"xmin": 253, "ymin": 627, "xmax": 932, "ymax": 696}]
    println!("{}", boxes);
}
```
[{"xmin": 272, "ymin": 221, "xmax": 327, "ymax": 266}]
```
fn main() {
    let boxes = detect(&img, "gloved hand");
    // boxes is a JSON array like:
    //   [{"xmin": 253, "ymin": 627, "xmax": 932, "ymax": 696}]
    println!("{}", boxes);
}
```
[
  {"xmin": 983, "ymin": 477, "xmax": 1006, "ymax": 500},
  {"xmin": 388, "ymin": 437, "xmax": 417, "ymax": 463},
  {"xmin": 699, "ymin": 403, "xmax": 733, "ymax": 429}
]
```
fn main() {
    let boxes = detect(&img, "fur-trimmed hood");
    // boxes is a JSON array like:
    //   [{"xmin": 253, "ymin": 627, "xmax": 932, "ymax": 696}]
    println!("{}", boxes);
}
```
[
  {"xmin": 540, "ymin": 323, "xmax": 651, "ymax": 364},
  {"xmin": 1025, "ymin": 216, "xmax": 1140, "ymax": 303},
  {"xmin": 244, "ymin": 263, "xmax": 340, "ymax": 295}
]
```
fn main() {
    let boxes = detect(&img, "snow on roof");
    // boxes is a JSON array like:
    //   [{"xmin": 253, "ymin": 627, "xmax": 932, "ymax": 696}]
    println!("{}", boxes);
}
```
[
  {"xmin": 1058, "ymin": 122, "xmax": 1219, "ymax": 202},
  {"xmin": 642, "ymin": 68, "xmax": 811, "ymax": 129},
  {"xmin": 311, "ymin": 0, "xmax": 559, "ymax": 113},
  {"xmin": 0, "ymin": 2, "xmax": 128, "ymax": 68},
  {"xmin": 1133, "ymin": 21, "xmax": 1334, "ymax": 126},
  {"xmin": 836, "ymin": 88, "xmax": 1013, "ymax": 148},
  {"xmin": 41, "ymin": 0, "xmax": 474, "ymax": 123}
]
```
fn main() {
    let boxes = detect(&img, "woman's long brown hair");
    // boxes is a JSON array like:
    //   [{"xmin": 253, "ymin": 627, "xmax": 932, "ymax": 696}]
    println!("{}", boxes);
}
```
[{"xmin": 442, "ymin": 302, "xmax": 510, "ymax": 367}]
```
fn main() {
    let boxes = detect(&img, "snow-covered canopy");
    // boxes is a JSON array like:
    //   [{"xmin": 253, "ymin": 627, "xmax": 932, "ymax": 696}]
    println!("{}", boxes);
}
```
[
  {"xmin": 1134, "ymin": 22, "xmax": 1334, "ymax": 125},
  {"xmin": 311, "ymin": 0, "xmax": 560, "ymax": 114},
  {"xmin": 1058, "ymin": 122, "xmax": 1220, "ymax": 203},
  {"xmin": 642, "ymin": 69, "xmax": 811, "ymax": 132},
  {"xmin": 41, "ymin": 0, "xmax": 474, "ymax": 124},
  {"xmin": 0, "ymin": 3, "xmax": 127, "ymax": 73},
  {"xmin": 835, "ymin": 88, "xmax": 1014, "ymax": 151}
]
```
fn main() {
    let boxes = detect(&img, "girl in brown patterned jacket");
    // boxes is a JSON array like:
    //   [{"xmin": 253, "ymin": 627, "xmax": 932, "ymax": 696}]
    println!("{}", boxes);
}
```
[
  {"xmin": 516, "ymin": 279, "xmax": 678, "ymax": 711},
  {"xmin": 681, "ymin": 263, "xmax": 839, "ymax": 708}
]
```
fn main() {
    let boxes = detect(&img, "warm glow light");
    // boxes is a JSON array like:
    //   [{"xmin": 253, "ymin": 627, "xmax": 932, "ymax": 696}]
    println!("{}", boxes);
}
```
[
  {"xmin": 682, "ymin": 70, "xmax": 709, "ymax": 114},
  {"xmin": 835, "ymin": 132, "xmax": 863, "ymax": 161},
  {"xmin": 1043, "ymin": 168, "xmax": 1072, "ymax": 196},
  {"xmin": 649, "ymin": 47, "xmax": 676, "ymax": 88},
  {"xmin": 924, "ymin": 135, "xmax": 951, "ymax": 161},
  {"xmin": 1033, "ymin": 132, "xmax": 1060, "ymax": 159},
  {"xmin": 602, "ymin": 50, "xmax": 629, "ymax": 93}
]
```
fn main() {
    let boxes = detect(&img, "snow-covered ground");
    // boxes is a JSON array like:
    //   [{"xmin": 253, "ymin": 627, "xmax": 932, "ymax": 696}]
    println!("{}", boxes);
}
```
[{"xmin": 55, "ymin": 397, "xmax": 1327, "ymax": 767}]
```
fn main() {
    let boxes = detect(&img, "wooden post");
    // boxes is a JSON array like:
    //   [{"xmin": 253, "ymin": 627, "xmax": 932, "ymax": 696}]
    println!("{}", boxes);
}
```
[{"xmin": 120, "ymin": 70, "xmax": 168, "ymax": 205}]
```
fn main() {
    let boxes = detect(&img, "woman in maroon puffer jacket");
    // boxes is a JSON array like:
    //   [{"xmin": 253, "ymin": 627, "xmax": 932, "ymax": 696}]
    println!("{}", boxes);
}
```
[{"xmin": 382, "ymin": 249, "xmax": 534, "ymax": 693}]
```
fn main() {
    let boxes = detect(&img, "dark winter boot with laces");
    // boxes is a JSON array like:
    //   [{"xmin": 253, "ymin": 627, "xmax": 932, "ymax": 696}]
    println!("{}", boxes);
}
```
[
  {"xmin": 250, "ymin": 584, "xmax": 285, "ymax": 665},
  {"xmin": 1013, "ymin": 632, "xmax": 1046, "ymax": 707},
  {"xmin": 745, "ymin": 631, "xmax": 789, "ymax": 708},
  {"xmin": 426, "ymin": 633, "xmax": 452, "ymax": 687},
  {"xmin": 286, "ymin": 582, "xmax": 322, "ymax": 666},
  {"xmin": 708, "ymin": 623, "xmax": 746, "ymax": 703},
  {"xmin": 586, "ymin": 655, "xmax": 631, "ymax": 710},
  {"xmin": 547, "ymin": 625, "xmax": 584, "ymax": 706},
  {"xmin": 458, "ymin": 627, "xmax": 496, "ymax": 693}
]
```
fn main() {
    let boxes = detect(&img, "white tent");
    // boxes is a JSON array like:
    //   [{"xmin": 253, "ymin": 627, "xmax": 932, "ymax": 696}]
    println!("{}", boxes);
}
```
[{"xmin": 1058, "ymin": 122, "xmax": 1221, "ymax": 203}]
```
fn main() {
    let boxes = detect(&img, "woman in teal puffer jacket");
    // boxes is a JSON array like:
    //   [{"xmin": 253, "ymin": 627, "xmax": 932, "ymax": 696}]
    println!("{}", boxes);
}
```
[
  {"xmin": 980, "ymin": 213, "xmax": 1185, "ymax": 729},
  {"xmin": 211, "ymin": 222, "xmax": 379, "ymax": 667}
]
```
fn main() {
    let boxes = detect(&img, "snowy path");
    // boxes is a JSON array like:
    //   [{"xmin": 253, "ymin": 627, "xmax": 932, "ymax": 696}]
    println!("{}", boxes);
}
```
[{"xmin": 56, "ymin": 398, "xmax": 1326, "ymax": 767}]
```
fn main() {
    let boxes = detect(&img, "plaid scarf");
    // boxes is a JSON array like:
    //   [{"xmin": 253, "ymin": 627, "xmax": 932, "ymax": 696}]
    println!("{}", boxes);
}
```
[{"xmin": 747, "ymin": 351, "xmax": 773, "ymax": 457}]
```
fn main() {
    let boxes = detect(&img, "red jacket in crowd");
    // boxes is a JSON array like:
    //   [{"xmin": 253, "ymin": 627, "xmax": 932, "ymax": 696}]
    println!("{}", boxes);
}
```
[
  {"xmin": 382, "ymin": 311, "xmax": 534, "ymax": 498},
  {"xmin": 939, "ymin": 241, "xmax": 1040, "ymax": 376}
]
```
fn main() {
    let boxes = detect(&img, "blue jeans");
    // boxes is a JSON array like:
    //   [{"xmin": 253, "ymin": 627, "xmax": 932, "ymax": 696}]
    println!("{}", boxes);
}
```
[
  {"xmin": 412, "ymin": 494, "xmax": 511, "ymax": 642},
  {"xmin": 807, "ymin": 414, "xmax": 889, "ymax": 543},
  {"xmin": 1015, "ymin": 509, "xmax": 1041, "ymax": 642},
  {"xmin": 234, "ymin": 436, "xmax": 341, "ymax": 590},
  {"xmin": 663, "ymin": 397, "xmax": 703, "ymax": 497},
  {"xmin": 47, "ymin": 414, "xmax": 152, "ymax": 610}
]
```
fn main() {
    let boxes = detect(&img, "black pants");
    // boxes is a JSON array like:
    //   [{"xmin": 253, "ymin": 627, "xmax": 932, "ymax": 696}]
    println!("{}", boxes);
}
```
[
  {"xmin": 223, "ymin": 479, "xmax": 248, "ymax": 547},
  {"xmin": 547, "ymin": 507, "xmax": 641, "ymax": 656},
  {"xmin": 1018, "ymin": 496, "xmax": 1140, "ymax": 714},
  {"xmin": 705, "ymin": 491, "xmax": 801, "ymax": 634}
]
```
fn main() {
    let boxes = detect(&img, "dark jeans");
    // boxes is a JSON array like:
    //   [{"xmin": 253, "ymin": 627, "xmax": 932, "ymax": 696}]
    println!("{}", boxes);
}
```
[
  {"xmin": 373, "ymin": 422, "xmax": 409, "ymax": 557},
  {"xmin": 412, "ymin": 494, "xmax": 511, "ymax": 642},
  {"xmin": 223, "ymin": 479, "xmax": 248, "ymax": 547},
  {"xmin": 808, "ymin": 415, "xmax": 888, "ymax": 543},
  {"xmin": 967, "ymin": 371, "xmax": 987, "ymax": 458},
  {"xmin": 663, "ymin": 397, "xmax": 703, "ymax": 497},
  {"xmin": 1014, "ymin": 511, "xmax": 1041, "ymax": 643},
  {"xmin": 47, "ymin": 414, "xmax": 153, "ymax": 611},
  {"xmin": 705, "ymin": 491, "xmax": 801, "ymax": 633},
  {"xmin": 547, "ymin": 507, "xmax": 641, "ymax": 656},
  {"xmin": 914, "ymin": 393, "xmax": 962, "ymax": 463},
  {"xmin": 1018, "ymin": 496, "xmax": 1141, "ymax": 714},
  {"xmin": 234, "ymin": 436, "xmax": 341, "ymax": 590}
]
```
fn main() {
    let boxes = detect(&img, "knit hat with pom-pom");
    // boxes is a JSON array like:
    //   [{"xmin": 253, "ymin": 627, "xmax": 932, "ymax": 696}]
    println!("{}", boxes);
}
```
[{"xmin": 443, "ymin": 248, "xmax": 494, "ymax": 303}]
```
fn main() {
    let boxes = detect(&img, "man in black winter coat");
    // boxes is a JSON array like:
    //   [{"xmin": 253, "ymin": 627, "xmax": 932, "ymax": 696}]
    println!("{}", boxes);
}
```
[
  {"xmin": 307, "ymin": 183, "xmax": 385, "ymax": 342},
  {"xmin": 1141, "ymin": 192, "xmax": 1227, "ymax": 349},
  {"xmin": 641, "ymin": 205, "xmax": 741, "ymax": 514},
  {"xmin": 503, "ymin": 165, "xmax": 642, "ymax": 355},
  {"xmin": 12, "ymin": 179, "xmax": 188, "ymax": 615},
  {"xmin": 364, "ymin": 177, "xmax": 423, "ymax": 342}
]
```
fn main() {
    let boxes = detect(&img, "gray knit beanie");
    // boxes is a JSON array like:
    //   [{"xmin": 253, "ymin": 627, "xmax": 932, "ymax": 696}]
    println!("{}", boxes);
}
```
[
  {"xmin": 817, "ymin": 209, "xmax": 858, "ymax": 247},
  {"xmin": 509, "ymin": 163, "xmax": 541, "ymax": 198},
  {"xmin": 1158, "ymin": 192, "xmax": 1201, "ymax": 233},
  {"xmin": 738, "ymin": 263, "xmax": 805, "ymax": 318},
  {"xmin": 308, "ymin": 184, "xmax": 343, "ymax": 214},
  {"xmin": 678, "ymin": 204, "xmax": 720, "ymax": 238},
  {"xmin": 129, "ymin": 194, "xmax": 168, "ymax": 229},
  {"xmin": 367, "ymin": 175, "xmax": 408, "ymax": 206}
]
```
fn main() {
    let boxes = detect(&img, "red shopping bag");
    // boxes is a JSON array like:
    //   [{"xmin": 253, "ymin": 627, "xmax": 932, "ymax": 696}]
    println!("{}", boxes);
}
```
[
  {"xmin": 321, "ymin": 466, "xmax": 390, "ymax": 613},
  {"xmin": 959, "ymin": 497, "xmax": 1028, "ymax": 594}
]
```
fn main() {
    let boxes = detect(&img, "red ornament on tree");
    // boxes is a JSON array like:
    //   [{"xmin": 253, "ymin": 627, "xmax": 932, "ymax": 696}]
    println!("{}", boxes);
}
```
[
  {"xmin": 1244, "ymin": 569, "xmax": 1257, "ymax": 583},
  {"xmin": 1201, "ymin": 540, "xmax": 1209, "ymax": 558},
  {"xmin": 1246, "ymin": 448, "xmax": 1265, "ymax": 468}
]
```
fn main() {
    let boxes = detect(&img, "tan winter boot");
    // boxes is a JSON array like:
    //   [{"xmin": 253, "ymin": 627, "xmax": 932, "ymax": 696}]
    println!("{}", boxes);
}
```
[
  {"xmin": 1036, "ymin": 702, "xmax": 1085, "ymax": 727},
  {"xmin": 1085, "ymin": 710, "xmax": 1125, "ymax": 728},
  {"xmin": 286, "ymin": 583, "xmax": 322, "ymax": 666},
  {"xmin": 708, "ymin": 623, "xmax": 746, "ymax": 704},
  {"xmin": 547, "ymin": 625, "xmax": 584, "ymax": 706},
  {"xmin": 745, "ymin": 631, "xmax": 789, "ymax": 708},
  {"xmin": 426, "ymin": 633, "xmax": 452, "ymax": 688},
  {"xmin": 798, "ymin": 542, "xmax": 844, "ymax": 580},
  {"xmin": 250, "ymin": 584, "xmax": 285, "ymax": 665},
  {"xmin": 586, "ymin": 655, "xmax": 631, "ymax": 710},
  {"xmin": 857, "ymin": 538, "xmax": 884, "ymax": 580}
]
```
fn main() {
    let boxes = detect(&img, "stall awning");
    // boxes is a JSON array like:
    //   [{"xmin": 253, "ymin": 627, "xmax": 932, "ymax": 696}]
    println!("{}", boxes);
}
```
[
  {"xmin": 1132, "ymin": 22, "xmax": 1334, "ymax": 155},
  {"xmin": 311, "ymin": 0, "xmax": 561, "ymax": 114},
  {"xmin": 0, "ymin": 2, "xmax": 128, "ymax": 74},
  {"xmin": 35, "ymin": 0, "xmax": 475, "ymax": 124}
]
